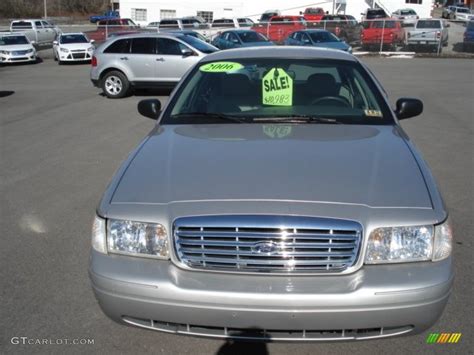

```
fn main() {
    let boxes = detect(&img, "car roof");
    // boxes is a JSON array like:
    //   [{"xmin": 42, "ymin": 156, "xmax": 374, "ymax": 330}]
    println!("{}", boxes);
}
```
[
  {"xmin": 221, "ymin": 29, "xmax": 256, "ymax": 33},
  {"xmin": 300, "ymin": 29, "xmax": 332, "ymax": 33},
  {"xmin": 11, "ymin": 19, "xmax": 46, "ymax": 22},
  {"xmin": 201, "ymin": 46, "xmax": 356, "ymax": 63},
  {"xmin": 106, "ymin": 32, "xmax": 186, "ymax": 40},
  {"xmin": 60, "ymin": 32, "xmax": 86, "ymax": 36}
]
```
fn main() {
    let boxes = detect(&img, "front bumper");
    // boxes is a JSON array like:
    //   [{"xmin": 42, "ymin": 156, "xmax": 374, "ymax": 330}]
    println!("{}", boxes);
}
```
[
  {"xmin": 0, "ymin": 53, "xmax": 36, "ymax": 63},
  {"xmin": 90, "ymin": 250, "xmax": 453, "ymax": 341},
  {"xmin": 58, "ymin": 51, "xmax": 93, "ymax": 61}
]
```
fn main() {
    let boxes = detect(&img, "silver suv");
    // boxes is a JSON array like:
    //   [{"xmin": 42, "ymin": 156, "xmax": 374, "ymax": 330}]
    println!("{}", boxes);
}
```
[{"xmin": 90, "ymin": 33, "xmax": 217, "ymax": 98}]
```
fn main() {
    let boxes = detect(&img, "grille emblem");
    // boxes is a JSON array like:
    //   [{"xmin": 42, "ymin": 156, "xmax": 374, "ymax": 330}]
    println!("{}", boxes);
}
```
[{"xmin": 251, "ymin": 241, "xmax": 280, "ymax": 255}]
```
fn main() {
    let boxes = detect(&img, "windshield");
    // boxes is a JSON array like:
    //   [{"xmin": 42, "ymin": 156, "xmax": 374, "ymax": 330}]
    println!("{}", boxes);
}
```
[
  {"xmin": 309, "ymin": 31, "xmax": 339, "ymax": 42},
  {"xmin": 417, "ymin": 20, "xmax": 441, "ymax": 29},
  {"xmin": 177, "ymin": 35, "xmax": 217, "ymax": 53},
  {"xmin": 0, "ymin": 35, "xmax": 29, "ymax": 45},
  {"xmin": 367, "ymin": 10, "xmax": 386, "ymax": 16},
  {"xmin": 401, "ymin": 10, "xmax": 416, "ymax": 15},
  {"xmin": 163, "ymin": 59, "xmax": 393, "ymax": 125},
  {"xmin": 239, "ymin": 31, "xmax": 267, "ymax": 43},
  {"xmin": 60, "ymin": 34, "xmax": 88, "ymax": 44}
]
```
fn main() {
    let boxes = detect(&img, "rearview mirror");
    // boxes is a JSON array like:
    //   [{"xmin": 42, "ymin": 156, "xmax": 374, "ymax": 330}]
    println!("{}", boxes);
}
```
[
  {"xmin": 138, "ymin": 99, "xmax": 161, "ymax": 120},
  {"xmin": 395, "ymin": 98, "xmax": 423, "ymax": 120},
  {"xmin": 181, "ymin": 48, "xmax": 194, "ymax": 57}
]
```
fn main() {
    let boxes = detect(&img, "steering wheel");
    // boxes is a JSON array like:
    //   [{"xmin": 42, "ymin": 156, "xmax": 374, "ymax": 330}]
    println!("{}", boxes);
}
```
[{"xmin": 311, "ymin": 96, "xmax": 352, "ymax": 107}]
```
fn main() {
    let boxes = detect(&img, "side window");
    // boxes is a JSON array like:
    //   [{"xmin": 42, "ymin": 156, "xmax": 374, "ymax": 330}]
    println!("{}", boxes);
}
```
[
  {"xmin": 131, "ymin": 37, "xmax": 156, "ymax": 54},
  {"xmin": 41, "ymin": 21, "xmax": 51, "ymax": 28},
  {"xmin": 35, "ymin": 21, "xmax": 43, "ymax": 28},
  {"xmin": 228, "ymin": 33, "xmax": 239, "ymax": 43},
  {"xmin": 104, "ymin": 39, "xmax": 131, "ymax": 54},
  {"xmin": 157, "ymin": 38, "xmax": 185, "ymax": 55},
  {"xmin": 302, "ymin": 33, "xmax": 311, "ymax": 43}
]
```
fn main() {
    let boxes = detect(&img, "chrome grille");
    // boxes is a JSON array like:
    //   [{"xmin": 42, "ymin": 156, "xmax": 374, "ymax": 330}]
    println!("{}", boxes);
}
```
[{"xmin": 173, "ymin": 215, "xmax": 362, "ymax": 273}]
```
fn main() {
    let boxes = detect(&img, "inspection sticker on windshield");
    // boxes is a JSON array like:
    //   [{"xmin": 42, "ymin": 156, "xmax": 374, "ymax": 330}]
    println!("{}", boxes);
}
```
[
  {"xmin": 199, "ymin": 62, "xmax": 243, "ymax": 73},
  {"xmin": 364, "ymin": 109, "xmax": 383, "ymax": 117},
  {"xmin": 262, "ymin": 68, "xmax": 293, "ymax": 106}
]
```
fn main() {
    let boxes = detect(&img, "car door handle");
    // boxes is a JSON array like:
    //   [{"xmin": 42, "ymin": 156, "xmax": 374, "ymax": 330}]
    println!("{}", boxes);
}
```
[
  {"xmin": 120, "ymin": 57, "xmax": 128, "ymax": 60},
  {"xmin": 156, "ymin": 57, "xmax": 165, "ymax": 62}
]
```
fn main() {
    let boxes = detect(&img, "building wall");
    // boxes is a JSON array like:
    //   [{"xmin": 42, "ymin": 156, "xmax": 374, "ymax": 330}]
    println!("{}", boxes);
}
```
[{"xmin": 119, "ymin": 0, "xmax": 434, "ymax": 25}]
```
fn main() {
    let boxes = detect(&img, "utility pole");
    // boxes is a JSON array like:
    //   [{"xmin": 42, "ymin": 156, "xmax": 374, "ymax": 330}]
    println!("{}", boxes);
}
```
[
  {"xmin": 332, "ymin": 0, "xmax": 336, "ymax": 14},
  {"xmin": 43, "ymin": 0, "xmax": 47, "ymax": 19}
]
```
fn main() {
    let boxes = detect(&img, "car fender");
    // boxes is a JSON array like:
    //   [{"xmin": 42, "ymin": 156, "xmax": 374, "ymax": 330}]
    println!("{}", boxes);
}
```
[{"xmin": 98, "ymin": 59, "xmax": 135, "ymax": 83}]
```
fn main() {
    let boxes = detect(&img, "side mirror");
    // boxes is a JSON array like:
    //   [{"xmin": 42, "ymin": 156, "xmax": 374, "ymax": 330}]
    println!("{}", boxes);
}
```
[
  {"xmin": 31, "ymin": 40, "xmax": 36, "ymax": 45},
  {"xmin": 299, "ymin": 11, "xmax": 303, "ymax": 15},
  {"xmin": 138, "ymin": 99, "xmax": 161, "ymax": 120},
  {"xmin": 53, "ymin": 40, "xmax": 58, "ymax": 45},
  {"xmin": 395, "ymin": 98, "xmax": 423, "ymax": 120},
  {"xmin": 181, "ymin": 47, "xmax": 194, "ymax": 57},
  {"xmin": 90, "ymin": 39, "xmax": 95, "ymax": 43}
]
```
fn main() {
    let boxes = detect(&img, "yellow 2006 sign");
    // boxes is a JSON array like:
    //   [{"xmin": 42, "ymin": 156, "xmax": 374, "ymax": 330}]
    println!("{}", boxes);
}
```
[{"xmin": 262, "ymin": 68, "xmax": 293, "ymax": 106}]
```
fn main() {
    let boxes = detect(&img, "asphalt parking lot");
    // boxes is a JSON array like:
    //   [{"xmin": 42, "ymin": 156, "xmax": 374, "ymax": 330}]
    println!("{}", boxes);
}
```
[{"xmin": 0, "ymin": 56, "xmax": 473, "ymax": 354}]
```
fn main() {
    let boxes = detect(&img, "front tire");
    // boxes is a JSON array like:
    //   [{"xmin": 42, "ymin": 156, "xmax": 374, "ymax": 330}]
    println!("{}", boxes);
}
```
[{"xmin": 101, "ymin": 71, "xmax": 130, "ymax": 99}]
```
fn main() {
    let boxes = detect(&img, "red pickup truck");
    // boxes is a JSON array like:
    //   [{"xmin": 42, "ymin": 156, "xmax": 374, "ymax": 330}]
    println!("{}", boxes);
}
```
[
  {"xmin": 252, "ymin": 16, "xmax": 306, "ymax": 44},
  {"xmin": 301, "ymin": 8, "xmax": 326, "ymax": 23},
  {"xmin": 86, "ymin": 18, "xmax": 139, "ymax": 42},
  {"xmin": 361, "ymin": 19, "xmax": 405, "ymax": 50}
]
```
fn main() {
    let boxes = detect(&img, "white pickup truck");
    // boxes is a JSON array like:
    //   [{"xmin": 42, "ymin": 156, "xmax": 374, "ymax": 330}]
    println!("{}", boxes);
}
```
[
  {"xmin": 407, "ymin": 19, "xmax": 449, "ymax": 51},
  {"xmin": 10, "ymin": 19, "xmax": 61, "ymax": 46}
]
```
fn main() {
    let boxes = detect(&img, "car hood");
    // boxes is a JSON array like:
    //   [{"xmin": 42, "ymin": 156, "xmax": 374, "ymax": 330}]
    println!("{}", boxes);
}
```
[
  {"xmin": 111, "ymin": 124, "xmax": 432, "ymax": 209},
  {"xmin": 0, "ymin": 44, "xmax": 34, "ymax": 51}
]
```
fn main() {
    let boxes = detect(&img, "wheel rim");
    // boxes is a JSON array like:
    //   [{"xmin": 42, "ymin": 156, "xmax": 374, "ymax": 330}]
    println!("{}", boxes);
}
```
[{"xmin": 105, "ymin": 75, "xmax": 123, "ymax": 95}]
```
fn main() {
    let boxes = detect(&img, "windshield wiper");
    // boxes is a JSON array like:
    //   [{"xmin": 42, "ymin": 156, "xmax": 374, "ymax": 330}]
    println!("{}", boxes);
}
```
[
  {"xmin": 252, "ymin": 115, "xmax": 344, "ymax": 124},
  {"xmin": 170, "ymin": 112, "xmax": 249, "ymax": 123}
]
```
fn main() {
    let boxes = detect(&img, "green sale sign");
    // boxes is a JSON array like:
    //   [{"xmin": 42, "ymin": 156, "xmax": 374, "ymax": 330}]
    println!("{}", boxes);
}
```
[{"xmin": 262, "ymin": 68, "xmax": 293, "ymax": 106}]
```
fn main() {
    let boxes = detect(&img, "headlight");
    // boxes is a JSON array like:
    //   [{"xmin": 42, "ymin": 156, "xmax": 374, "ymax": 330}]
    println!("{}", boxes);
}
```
[
  {"xmin": 87, "ymin": 46, "xmax": 95, "ymax": 52},
  {"xmin": 107, "ymin": 219, "xmax": 169, "ymax": 258},
  {"xmin": 365, "ymin": 219, "xmax": 452, "ymax": 264},
  {"xmin": 0, "ymin": 50, "xmax": 10, "ymax": 55},
  {"xmin": 26, "ymin": 48, "xmax": 34, "ymax": 53},
  {"xmin": 365, "ymin": 225, "xmax": 433, "ymax": 263},
  {"xmin": 60, "ymin": 47, "xmax": 69, "ymax": 53}
]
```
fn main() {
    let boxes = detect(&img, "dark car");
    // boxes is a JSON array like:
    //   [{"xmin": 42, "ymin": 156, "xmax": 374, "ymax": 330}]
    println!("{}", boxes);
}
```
[
  {"xmin": 285, "ymin": 29, "xmax": 352, "ymax": 52},
  {"xmin": 212, "ymin": 30, "xmax": 274, "ymax": 49},
  {"xmin": 315, "ymin": 15, "xmax": 362, "ymax": 44},
  {"xmin": 463, "ymin": 20, "xmax": 474, "ymax": 51},
  {"xmin": 363, "ymin": 8, "xmax": 389, "ymax": 20}
]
